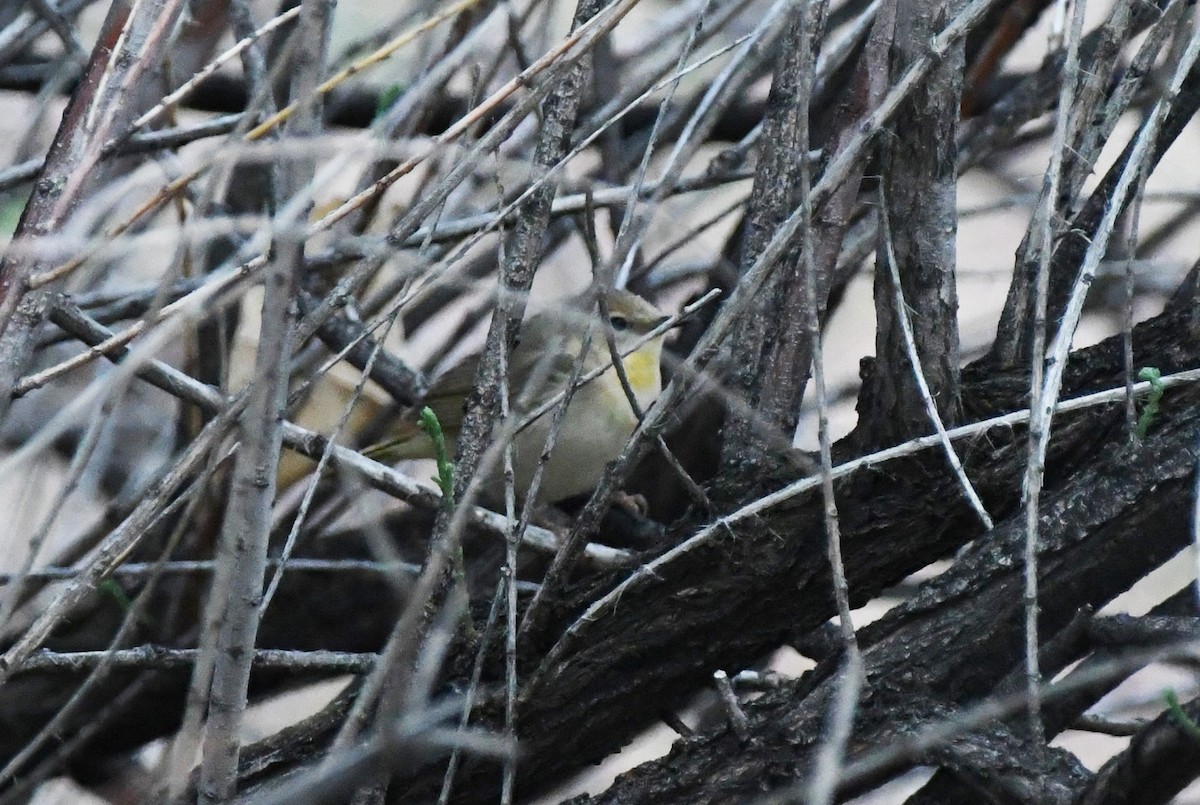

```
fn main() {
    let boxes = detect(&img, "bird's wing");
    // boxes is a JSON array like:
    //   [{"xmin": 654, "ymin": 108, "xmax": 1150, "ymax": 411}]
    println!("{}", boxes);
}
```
[
  {"xmin": 365, "ymin": 324, "xmax": 586, "ymax": 461},
  {"xmin": 364, "ymin": 353, "xmax": 481, "ymax": 461},
  {"xmin": 507, "ymin": 326, "xmax": 586, "ymax": 419}
]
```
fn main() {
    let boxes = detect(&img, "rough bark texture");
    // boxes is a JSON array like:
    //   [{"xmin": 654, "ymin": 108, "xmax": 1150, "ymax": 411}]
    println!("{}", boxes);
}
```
[
  {"xmin": 867, "ymin": 0, "xmax": 964, "ymax": 443},
  {"xmin": 719, "ymin": 3, "xmax": 822, "ymax": 466},
  {"xmin": 990, "ymin": 0, "xmax": 1177, "ymax": 367},
  {"xmin": 576, "ymin": 316, "xmax": 1200, "ymax": 803}
]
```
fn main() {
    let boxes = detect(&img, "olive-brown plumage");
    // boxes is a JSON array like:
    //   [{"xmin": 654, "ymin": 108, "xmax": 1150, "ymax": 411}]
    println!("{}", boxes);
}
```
[{"xmin": 368, "ymin": 289, "xmax": 669, "ymax": 503}]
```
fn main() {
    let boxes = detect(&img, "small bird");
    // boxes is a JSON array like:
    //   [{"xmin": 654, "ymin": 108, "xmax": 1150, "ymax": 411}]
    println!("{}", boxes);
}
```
[{"xmin": 367, "ymin": 288, "xmax": 671, "ymax": 504}]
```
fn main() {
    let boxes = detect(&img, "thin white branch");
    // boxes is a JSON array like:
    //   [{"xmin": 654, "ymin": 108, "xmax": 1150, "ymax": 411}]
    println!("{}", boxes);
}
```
[
  {"xmin": 807, "ymin": 649, "xmax": 864, "ymax": 805},
  {"xmin": 1020, "ymin": 0, "xmax": 1087, "ymax": 740},
  {"xmin": 879, "ymin": 193, "xmax": 993, "ymax": 530}
]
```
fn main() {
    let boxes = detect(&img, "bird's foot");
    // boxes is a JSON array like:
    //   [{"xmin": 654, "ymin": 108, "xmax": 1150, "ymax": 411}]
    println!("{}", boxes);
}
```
[{"xmin": 613, "ymin": 491, "xmax": 649, "ymax": 517}]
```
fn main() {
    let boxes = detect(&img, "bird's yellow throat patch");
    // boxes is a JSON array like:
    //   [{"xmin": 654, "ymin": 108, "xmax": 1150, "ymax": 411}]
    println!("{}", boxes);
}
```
[{"xmin": 622, "ymin": 347, "xmax": 660, "ymax": 394}]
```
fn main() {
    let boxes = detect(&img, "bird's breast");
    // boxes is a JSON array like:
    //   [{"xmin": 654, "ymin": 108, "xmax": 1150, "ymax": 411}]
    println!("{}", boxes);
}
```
[{"xmin": 622, "ymin": 350, "xmax": 660, "ymax": 397}]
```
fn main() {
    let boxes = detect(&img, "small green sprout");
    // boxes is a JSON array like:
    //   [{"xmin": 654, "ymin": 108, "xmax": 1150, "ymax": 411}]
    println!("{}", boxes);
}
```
[
  {"xmin": 100, "ymin": 579, "xmax": 132, "ymax": 612},
  {"xmin": 375, "ymin": 84, "xmax": 404, "ymax": 119},
  {"xmin": 1135, "ymin": 366, "xmax": 1164, "ymax": 440},
  {"xmin": 418, "ymin": 406, "xmax": 454, "ymax": 512},
  {"xmin": 1164, "ymin": 689, "xmax": 1200, "ymax": 741}
]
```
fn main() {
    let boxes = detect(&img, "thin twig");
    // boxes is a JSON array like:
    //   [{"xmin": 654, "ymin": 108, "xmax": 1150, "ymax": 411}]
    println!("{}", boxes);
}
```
[
  {"xmin": 15, "ymin": 646, "xmax": 378, "ymax": 674},
  {"xmin": 794, "ymin": 4, "xmax": 859, "ymax": 802},
  {"xmin": 1021, "ymin": 0, "xmax": 1088, "ymax": 742},
  {"xmin": 879, "ymin": 191, "xmax": 993, "ymax": 529},
  {"xmin": 713, "ymin": 670, "xmax": 751, "ymax": 741}
]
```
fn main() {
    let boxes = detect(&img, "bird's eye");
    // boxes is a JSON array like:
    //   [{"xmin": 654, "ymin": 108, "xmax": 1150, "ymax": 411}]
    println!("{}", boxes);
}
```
[{"xmin": 609, "ymin": 315, "xmax": 629, "ymax": 331}]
